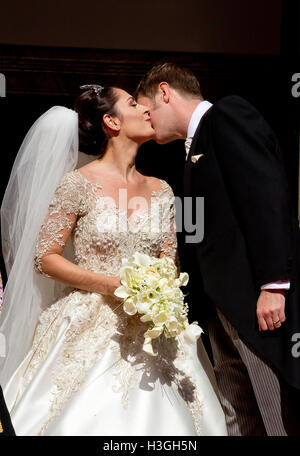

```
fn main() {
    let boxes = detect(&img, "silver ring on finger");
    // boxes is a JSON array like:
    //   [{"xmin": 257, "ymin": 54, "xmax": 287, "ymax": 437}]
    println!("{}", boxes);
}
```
[{"xmin": 273, "ymin": 320, "xmax": 281, "ymax": 327}]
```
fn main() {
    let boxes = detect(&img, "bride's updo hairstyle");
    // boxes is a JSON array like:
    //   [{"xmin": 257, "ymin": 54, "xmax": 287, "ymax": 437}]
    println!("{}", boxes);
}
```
[{"xmin": 74, "ymin": 84, "xmax": 120, "ymax": 157}]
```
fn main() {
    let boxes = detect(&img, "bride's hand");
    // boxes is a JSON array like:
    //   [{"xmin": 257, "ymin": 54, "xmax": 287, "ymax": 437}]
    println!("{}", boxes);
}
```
[{"xmin": 105, "ymin": 275, "xmax": 123, "ymax": 301}]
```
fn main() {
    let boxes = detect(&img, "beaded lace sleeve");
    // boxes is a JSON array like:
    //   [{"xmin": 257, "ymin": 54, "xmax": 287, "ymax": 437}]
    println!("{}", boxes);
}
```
[
  {"xmin": 34, "ymin": 171, "xmax": 83, "ymax": 278},
  {"xmin": 159, "ymin": 181, "xmax": 181, "ymax": 275}
]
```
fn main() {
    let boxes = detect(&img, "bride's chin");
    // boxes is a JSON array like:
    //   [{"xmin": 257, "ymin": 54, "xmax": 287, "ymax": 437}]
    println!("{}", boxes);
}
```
[
  {"xmin": 139, "ymin": 132, "xmax": 156, "ymax": 144},
  {"xmin": 149, "ymin": 130, "xmax": 168, "ymax": 144}
]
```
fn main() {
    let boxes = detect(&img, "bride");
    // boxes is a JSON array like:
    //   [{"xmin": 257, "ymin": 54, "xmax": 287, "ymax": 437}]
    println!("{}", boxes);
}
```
[{"xmin": 0, "ymin": 84, "xmax": 227, "ymax": 436}]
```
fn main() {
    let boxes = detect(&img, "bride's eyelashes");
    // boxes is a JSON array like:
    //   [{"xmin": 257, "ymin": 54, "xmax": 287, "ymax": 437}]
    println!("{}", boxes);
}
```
[{"xmin": 128, "ymin": 97, "xmax": 138, "ymax": 107}]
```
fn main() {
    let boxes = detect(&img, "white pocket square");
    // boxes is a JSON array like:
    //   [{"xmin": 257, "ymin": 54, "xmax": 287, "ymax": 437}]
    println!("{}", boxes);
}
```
[{"xmin": 191, "ymin": 154, "xmax": 204, "ymax": 163}]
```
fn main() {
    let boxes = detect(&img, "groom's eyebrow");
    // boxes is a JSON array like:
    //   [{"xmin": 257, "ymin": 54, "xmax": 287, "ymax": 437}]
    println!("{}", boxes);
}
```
[{"xmin": 126, "ymin": 96, "xmax": 135, "ymax": 103}]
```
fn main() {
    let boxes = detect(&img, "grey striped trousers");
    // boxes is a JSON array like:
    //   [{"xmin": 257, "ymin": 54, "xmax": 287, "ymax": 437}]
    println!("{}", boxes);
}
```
[{"xmin": 207, "ymin": 307, "xmax": 290, "ymax": 436}]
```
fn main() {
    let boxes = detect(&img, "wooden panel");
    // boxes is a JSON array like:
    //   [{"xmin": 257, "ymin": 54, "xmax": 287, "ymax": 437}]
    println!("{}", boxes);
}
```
[{"xmin": 0, "ymin": 44, "xmax": 281, "ymax": 98}]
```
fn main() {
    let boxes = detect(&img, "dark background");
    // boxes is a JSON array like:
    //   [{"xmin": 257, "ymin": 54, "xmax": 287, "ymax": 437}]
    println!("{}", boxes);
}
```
[
  {"xmin": 0, "ymin": 0, "xmax": 283, "ymax": 54},
  {"xmin": 0, "ymin": 0, "xmax": 299, "ymax": 302}
]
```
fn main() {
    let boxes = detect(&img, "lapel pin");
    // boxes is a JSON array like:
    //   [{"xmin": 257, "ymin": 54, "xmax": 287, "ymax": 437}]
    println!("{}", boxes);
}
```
[{"xmin": 191, "ymin": 154, "xmax": 204, "ymax": 163}]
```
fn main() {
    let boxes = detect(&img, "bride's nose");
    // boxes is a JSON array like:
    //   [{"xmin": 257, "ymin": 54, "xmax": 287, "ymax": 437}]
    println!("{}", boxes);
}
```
[{"xmin": 138, "ymin": 103, "xmax": 150, "ymax": 115}]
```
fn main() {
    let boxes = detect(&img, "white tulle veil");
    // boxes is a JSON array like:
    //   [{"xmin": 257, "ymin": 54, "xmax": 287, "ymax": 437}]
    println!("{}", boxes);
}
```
[{"xmin": 0, "ymin": 106, "xmax": 79, "ymax": 387}]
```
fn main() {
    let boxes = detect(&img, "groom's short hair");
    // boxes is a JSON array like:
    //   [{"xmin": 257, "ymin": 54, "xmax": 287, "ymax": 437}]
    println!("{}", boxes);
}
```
[{"xmin": 135, "ymin": 63, "xmax": 203, "ymax": 100}]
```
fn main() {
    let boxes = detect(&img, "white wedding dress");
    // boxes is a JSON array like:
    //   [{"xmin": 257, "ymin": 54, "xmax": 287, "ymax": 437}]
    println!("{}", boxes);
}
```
[{"xmin": 4, "ymin": 169, "xmax": 227, "ymax": 436}]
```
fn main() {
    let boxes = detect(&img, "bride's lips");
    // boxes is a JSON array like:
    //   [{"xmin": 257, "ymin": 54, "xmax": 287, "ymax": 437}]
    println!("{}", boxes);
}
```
[{"xmin": 146, "ymin": 118, "xmax": 153, "ymax": 128}]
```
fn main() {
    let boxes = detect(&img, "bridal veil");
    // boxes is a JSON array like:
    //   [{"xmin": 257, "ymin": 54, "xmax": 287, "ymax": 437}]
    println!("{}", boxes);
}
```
[{"xmin": 0, "ymin": 106, "xmax": 78, "ymax": 386}]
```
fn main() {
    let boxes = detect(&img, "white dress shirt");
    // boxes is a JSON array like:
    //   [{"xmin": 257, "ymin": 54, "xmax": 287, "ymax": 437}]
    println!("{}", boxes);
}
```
[
  {"xmin": 185, "ymin": 101, "xmax": 212, "ymax": 160},
  {"xmin": 186, "ymin": 101, "xmax": 290, "ymax": 291}
]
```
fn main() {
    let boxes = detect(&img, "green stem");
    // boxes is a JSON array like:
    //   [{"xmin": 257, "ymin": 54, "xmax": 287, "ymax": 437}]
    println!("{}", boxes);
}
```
[{"xmin": 95, "ymin": 298, "xmax": 125, "ymax": 329}]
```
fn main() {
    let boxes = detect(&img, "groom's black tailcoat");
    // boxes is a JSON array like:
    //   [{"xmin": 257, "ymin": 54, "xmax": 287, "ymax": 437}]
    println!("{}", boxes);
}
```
[
  {"xmin": 0, "ymin": 385, "xmax": 15, "ymax": 436},
  {"xmin": 183, "ymin": 95, "xmax": 300, "ymax": 391}
]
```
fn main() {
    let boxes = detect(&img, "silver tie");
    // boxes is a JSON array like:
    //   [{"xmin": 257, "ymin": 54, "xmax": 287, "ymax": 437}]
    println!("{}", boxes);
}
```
[{"xmin": 185, "ymin": 137, "xmax": 193, "ymax": 160}]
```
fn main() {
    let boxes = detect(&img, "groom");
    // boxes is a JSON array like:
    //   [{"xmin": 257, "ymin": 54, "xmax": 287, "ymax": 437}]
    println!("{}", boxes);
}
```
[{"xmin": 136, "ymin": 63, "xmax": 300, "ymax": 435}]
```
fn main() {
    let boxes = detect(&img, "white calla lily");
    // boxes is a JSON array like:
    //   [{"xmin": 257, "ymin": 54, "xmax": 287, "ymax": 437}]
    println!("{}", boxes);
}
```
[
  {"xmin": 120, "ymin": 266, "xmax": 136, "ymax": 287},
  {"xmin": 153, "ymin": 311, "xmax": 168, "ymax": 325},
  {"xmin": 143, "ymin": 337, "xmax": 157, "ymax": 356},
  {"xmin": 158, "ymin": 277, "xmax": 169, "ymax": 290},
  {"xmin": 140, "ymin": 314, "xmax": 152, "ymax": 323},
  {"xmin": 133, "ymin": 252, "xmax": 151, "ymax": 267},
  {"xmin": 144, "ymin": 326, "xmax": 164, "ymax": 339},
  {"xmin": 114, "ymin": 285, "xmax": 130, "ymax": 299},
  {"xmin": 166, "ymin": 317, "xmax": 179, "ymax": 332},
  {"xmin": 178, "ymin": 272, "xmax": 189, "ymax": 286},
  {"xmin": 123, "ymin": 298, "xmax": 137, "ymax": 315},
  {"xmin": 136, "ymin": 300, "xmax": 151, "ymax": 314}
]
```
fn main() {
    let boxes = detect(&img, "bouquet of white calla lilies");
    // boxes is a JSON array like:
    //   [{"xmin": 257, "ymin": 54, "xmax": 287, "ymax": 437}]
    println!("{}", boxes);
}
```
[{"xmin": 114, "ymin": 252, "xmax": 190, "ymax": 356}]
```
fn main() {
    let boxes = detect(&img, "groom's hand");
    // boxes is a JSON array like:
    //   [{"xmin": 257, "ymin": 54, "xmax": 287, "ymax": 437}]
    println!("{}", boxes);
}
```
[{"xmin": 256, "ymin": 289, "xmax": 286, "ymax": 332}]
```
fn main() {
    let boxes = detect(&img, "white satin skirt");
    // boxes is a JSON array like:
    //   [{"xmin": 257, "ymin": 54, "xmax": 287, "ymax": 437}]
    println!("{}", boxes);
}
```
[{"xmin": 4, "ymin": 305, "xmax": 227, "ymax": 436}]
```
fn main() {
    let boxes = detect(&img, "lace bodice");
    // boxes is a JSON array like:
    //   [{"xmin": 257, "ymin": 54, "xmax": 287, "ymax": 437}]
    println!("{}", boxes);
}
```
[{"xmin": 34, "ymin": 169, "xmax": 180, "ymax": 279}]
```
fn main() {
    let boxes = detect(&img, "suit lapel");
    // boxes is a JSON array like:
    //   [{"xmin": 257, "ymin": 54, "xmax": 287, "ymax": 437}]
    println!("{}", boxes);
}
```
[{"xmin": 183, "ymin": 106, "xmax": 212, "ymax": 197}]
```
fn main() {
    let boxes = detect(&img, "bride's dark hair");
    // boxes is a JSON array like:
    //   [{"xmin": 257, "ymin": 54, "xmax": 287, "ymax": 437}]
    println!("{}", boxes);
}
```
[{"xmin": 74, "ymin": 86, "xmax": 120, "ymax": 157}]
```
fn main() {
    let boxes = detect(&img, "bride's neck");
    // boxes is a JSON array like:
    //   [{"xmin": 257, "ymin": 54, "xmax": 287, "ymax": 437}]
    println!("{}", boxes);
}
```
[{"xmin": 98, "ymin": 135, "xmax": 140, "ymax": 183}]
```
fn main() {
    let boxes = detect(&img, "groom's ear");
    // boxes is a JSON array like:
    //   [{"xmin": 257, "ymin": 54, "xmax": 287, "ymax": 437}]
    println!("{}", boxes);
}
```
[{"xmin": 159, "ymin": 82, "xmax": 170, "ymax": 104}]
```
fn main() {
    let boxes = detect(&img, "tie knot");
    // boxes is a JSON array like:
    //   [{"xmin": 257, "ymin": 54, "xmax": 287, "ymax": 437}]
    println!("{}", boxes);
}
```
[
  {"xmin": 185, "ymin": 137, "xmax": 193, "ymax": 160},
  {"xmin": 185, "ymin": 137, "xmax": 193, "ymax": 151}
]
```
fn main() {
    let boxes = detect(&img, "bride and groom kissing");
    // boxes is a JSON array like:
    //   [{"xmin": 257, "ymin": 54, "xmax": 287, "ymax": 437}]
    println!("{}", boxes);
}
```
[{"xmin": 0, "ymin": 63, "xmax": 299, "ymax": 436}]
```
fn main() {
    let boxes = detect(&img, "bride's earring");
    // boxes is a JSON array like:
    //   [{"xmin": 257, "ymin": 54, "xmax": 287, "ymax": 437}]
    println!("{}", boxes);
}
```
[{"xmin": 109, "ymin": 118, "xmax": 120, "ymax": 131}]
